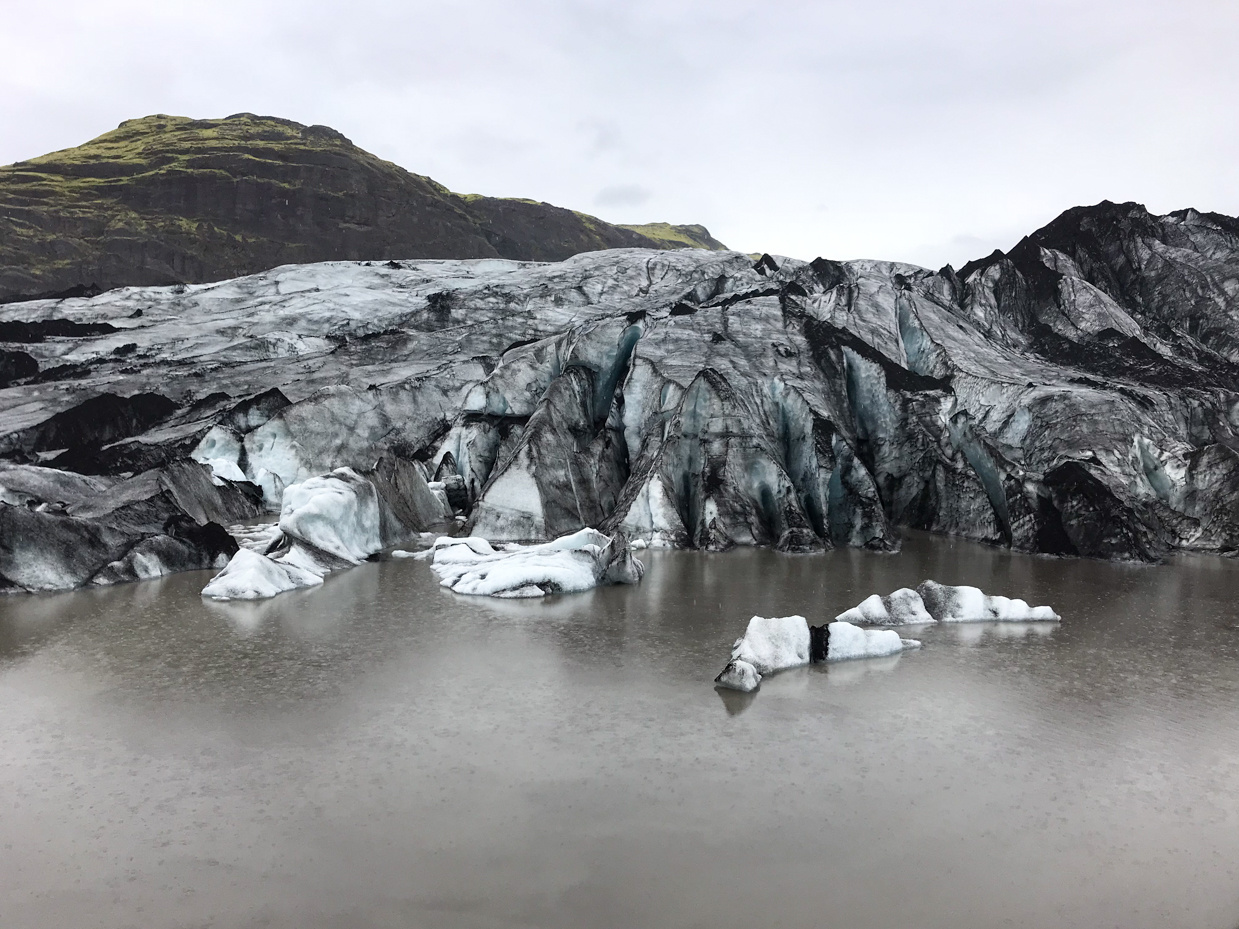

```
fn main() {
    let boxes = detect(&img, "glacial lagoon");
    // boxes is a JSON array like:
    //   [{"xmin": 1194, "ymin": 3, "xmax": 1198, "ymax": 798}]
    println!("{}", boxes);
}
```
[{"xmin": 1, "ymin": 534, "xmax": 1237, "ymax": 928}]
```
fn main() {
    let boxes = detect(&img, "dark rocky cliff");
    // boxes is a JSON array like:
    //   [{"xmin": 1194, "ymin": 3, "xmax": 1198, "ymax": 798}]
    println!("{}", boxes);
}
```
[{"xmin": 0, "ymin": 114, "xmax": 725, "ymax": 302}]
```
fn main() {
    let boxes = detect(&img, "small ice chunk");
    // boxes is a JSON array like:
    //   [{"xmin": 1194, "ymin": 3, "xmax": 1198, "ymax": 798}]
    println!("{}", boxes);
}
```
[
  {"xmin": 835, "ymin": 587, "xmax": 934, "ymax": 625},
  {"xmin": 824, "ymin": 620, "xmax": 920, "ymax": 661},
  {"xmin": 390, "ymin": 550, "xmax": 417, "ymax": 559},
  {"xmin": 423, "ymin": 528, "xmax": 644, "ymax": 598},
  {"xmin": 729, "ymin": 615, "xmax": 810, "ymax": 674},
  {"xmin": 917, "ymin": 580, "xmax": 1061, "ymax": 622},
  {"xmin": 278, "ymin": 468, "xmax": 381, "ymax": 564},
  {"xmin": 715, "ymin": 658, "xmax": 762, "ymax": 693},
  {"xmin": 201, "ymin": 548, "xmax": 324, "ymax": 600}
]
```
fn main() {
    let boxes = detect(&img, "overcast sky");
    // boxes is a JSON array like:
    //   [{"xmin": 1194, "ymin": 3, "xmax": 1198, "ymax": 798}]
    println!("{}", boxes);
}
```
[{"xmin": 3, "ymin": 0, "xmax": 1237, "ymax": 268}]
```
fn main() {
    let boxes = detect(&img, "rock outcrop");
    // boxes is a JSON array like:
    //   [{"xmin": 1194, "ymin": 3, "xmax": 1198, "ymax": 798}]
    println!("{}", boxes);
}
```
[
  {"xmin": 0, "ymin": 459, "xmax": 261, "ymax": 591},
  {"xmin": 4, "ymin": 199, "xmax": 1239, "ymax": 592}
]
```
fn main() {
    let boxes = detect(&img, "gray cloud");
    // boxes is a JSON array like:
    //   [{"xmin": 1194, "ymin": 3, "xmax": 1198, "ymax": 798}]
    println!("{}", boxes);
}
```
[{"xmin": 2, "ymin": 0, "xmax": 1238, "ymax": 268}]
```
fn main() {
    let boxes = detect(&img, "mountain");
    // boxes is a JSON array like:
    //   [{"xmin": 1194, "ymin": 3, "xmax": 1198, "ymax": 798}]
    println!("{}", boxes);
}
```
[
  {"xmin": 0, "ymin": 113, "xmax": 726, "ymax": 303},
  {"xmin": 3, "ymin": 199, "xmax": 1239, "ymax": 591}
]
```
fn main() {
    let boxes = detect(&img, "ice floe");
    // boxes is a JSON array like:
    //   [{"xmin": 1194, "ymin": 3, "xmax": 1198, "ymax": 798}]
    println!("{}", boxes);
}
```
[
  {"xmin": 821, "ymin": 621, "xmax": 920, "ymax": 661},
  {"xmin": 916, "ymin": 580, "xmax": 1061, "ymax": 622},
  {"xmin": 834, "ymin": 588, "xmax": 933, "ymax": 625},
  {"xmin": 716, "ymin": 613, "xmax": 920, "ymax": 692},
  {"xmin": 728, "ymin": 614, "xmax": 812, "ymax": 675},
  {"xmin": 834, "ymin": 581, "xmax": 1061, "ymax": 625},
  {"xmin": 418, "ymin": 528, "xmax": 644, "ymax": 598}
]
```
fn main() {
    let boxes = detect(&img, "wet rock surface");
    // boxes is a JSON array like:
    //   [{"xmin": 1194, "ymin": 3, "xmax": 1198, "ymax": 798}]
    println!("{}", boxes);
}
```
[{"xmin": 5, "ymin": 199, "xmax": 1239, "ymax": 591}]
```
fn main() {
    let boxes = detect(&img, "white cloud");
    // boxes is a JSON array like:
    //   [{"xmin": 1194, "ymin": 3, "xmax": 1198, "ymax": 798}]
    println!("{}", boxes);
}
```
[{"xmin": 2, "ymin": 0, "xmax": 1237, "ymax": 268}]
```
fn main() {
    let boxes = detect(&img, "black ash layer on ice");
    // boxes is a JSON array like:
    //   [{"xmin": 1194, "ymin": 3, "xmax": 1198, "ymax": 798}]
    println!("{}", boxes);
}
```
[{"xmin": 5, "ymin": 201, "xmax": 1239, "ymax": 591}]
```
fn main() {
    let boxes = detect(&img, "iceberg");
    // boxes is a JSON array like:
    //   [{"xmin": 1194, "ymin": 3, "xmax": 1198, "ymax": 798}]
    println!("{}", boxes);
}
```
[
  {"xmin": 714, "ymin": 659, "xmax": 762, "ymax": 693},
  {"xmin": 421, "ymin": 528, "xmax": 644, "ymax": 598},
  {"xmin": 202, "ymin": 456, "xmax": 447, "ymax": 600},
  {"xmin": 200, "ymin": 547, "xmax": 325, "ymax": 600},
  {"xmin": 728, "ymin": 614, "xmax": 811, "ymax": 674},
  {"xmin": 916, "ymin": 580, "xmax": 1061, "ymax": 622},
  {"xmin": 833, "ymin": 581, "xmax": 1061, "ymax": 625},
  {"xmin": 818, "ymin": 621, "xmax": 921, "ymax": 661},
  {"xmin": 834, "ymin": 587, "xmax": 934, "ymax": 625},
  {"xmin": 716, "ymin": 613, "xmax": 920, "ymax": 690}
]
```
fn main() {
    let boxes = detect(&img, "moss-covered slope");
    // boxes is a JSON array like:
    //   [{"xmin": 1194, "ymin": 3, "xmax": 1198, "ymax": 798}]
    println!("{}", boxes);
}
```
[{"xmin": 0, "ymin": 114, "xmax": 726, "ymax": 301}]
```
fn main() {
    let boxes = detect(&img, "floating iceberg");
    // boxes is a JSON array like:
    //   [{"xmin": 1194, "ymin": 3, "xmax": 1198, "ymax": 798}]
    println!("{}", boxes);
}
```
[
  {"xmin": 420, "ymin": 528, "xmax": 644, "ymax": 598},
  {"xmin": 200, "ymin": 547, "xmax": 326, "ymax": 600},
  {"xmin": 834, "ymin": 587, "xmax": 933, "ymax": 625},
  {"xmin": 202, "ymin": 456, "xmax": 446, "ymax": 600},
  {"xmin": 714, "ymin": 658, "xmax": 762, "ymax": 693},
  {"xmin": 833, "ymin": 581, "xmax": 1061, "ymax": 626},
  {"xmin": 717, "ymin": 613, "xmax": 920, "ymax": 691},
  {"xmin": 916, "ymin": 580, "xmax": 1061, "ymax": 622},
  {"xmin": 728, "ymin": 614, "xmax": 812, "ymax": 675},
  {"xmin": 819, "ymin": 621, "xmax": 920, "ymax": 661}
]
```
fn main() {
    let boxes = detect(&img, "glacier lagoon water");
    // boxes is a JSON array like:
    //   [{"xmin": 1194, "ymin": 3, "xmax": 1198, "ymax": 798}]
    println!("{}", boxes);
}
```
[{"xmin": 1, "ymin": 534, "xmax": 1237, "ymax": 929}]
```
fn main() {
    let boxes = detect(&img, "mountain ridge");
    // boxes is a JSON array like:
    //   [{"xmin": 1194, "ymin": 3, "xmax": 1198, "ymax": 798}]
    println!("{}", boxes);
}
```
[{"xmin": 0, "ymin": 113, "xmax": 726, "ymax": 302}]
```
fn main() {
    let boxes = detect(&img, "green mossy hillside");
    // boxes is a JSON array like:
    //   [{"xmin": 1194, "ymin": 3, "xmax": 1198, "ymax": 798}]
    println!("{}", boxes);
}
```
[{"xmin": 0, "ymin": 114, "xmax": 727, "ymax": 301}]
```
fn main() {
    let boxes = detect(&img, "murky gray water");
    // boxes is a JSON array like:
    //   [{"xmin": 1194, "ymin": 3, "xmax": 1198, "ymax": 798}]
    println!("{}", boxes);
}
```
[{"xmin": 2, "ymin": 534, "xmax": 1238, "ymax": 929}]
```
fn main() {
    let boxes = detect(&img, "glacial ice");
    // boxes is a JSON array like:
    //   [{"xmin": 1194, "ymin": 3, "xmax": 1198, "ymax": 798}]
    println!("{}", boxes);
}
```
[
  {"xmin": 714, "ymin": 658, "xmax": 762, "ymax": 693},
  {"xmin": 202, "ymin": 457, "xmax": 446, "ymax": 600},
  {"xmin": 916, "ymin": 580, "xmax": 1061, "ymax": 622},
  {"xmin": 729, "ymin": 615, "xmax": 812, "ymax": 674},
  {"xmin": 834, "ymin": 582, "xmax": 1061, "ymax": 625},
  {"xmin": 834, "ymin": 588, "xmax": 934, "ymax": 625},
  {"xmin": 421, "ymin": 528, "xmax": 644, "ymax": 598},
  {"xmin": 12, "ymin": 214, "xmax": 1239, "ymax": 595},
  {"xmin": 278, "ymin": 468, "xmax": 382, "ymax": 563},
  {"xmin": 200, "ymin": 547, "xmax": 325, "ymax": 600},
  {"xmin": 823, "ymin": 621, "xmax": 921, "ymax": 661}
]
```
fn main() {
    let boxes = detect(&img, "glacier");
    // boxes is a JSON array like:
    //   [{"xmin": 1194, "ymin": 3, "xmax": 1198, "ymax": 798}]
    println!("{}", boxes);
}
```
[{"xmin": 6, "ymin": 201, "xmax": 1239, "ymax": 591}]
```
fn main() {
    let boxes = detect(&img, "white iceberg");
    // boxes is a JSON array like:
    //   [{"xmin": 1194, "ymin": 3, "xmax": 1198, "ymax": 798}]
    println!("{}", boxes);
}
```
[
  {"xmin": 729, "ymin": 615, "xmax": 811, "ymax": 674},
  {"xmin": 421, "ymin": 528, "xmax": 644, "ymax": 598},
  {"xmin": 823, "ymin": 620, "xmax": 921, "ymax": 661},
  {"xmin": 834, "ymin": 582, "xmax": 1061, "ymax": 626},
  {"xmin": 201, "ymin": 548, "xmax": 325, "ymax": 600},
  {"xmin": 916, "ymin": 580, "xmax": 1061, "ymax": 622},
  {"xmin": 714, "ymin": 658, "xmax": 762, "ymax": 693},
  {"xmin": 203, "ymin": 458, "xmax": 446, "ymax": 601},
  {"xmin": 278, "ymin": 468, "xmax": 383, "ymax": 563},
  {"xmin": 834, "ymin": 587, "xmax": 934, "ymax": 625}
]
